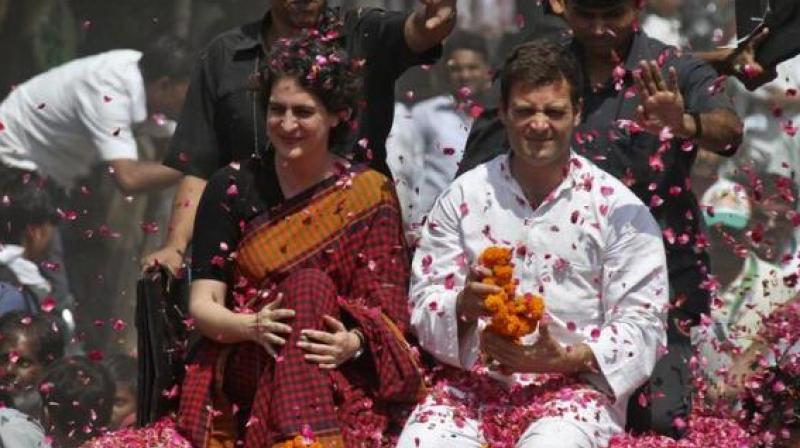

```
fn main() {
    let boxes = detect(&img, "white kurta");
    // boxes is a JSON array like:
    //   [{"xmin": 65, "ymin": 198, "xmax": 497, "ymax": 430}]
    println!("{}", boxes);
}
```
[{"xmin": 404, "ymin": 153, "xmax": 669, "ymax": 445}]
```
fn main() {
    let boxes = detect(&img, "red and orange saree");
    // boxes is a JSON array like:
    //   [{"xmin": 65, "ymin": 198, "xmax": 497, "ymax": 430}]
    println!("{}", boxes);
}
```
[{"xmin": 177, "ymin": 165, "xmax": 424, "ymax": 447}]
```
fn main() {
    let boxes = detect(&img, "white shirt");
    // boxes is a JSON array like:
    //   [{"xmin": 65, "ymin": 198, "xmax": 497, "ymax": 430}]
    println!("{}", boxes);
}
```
[
  {"xmin": 641, "ymin": 14, "xmax": 684, "ymax": 48},
  {"xmin": 410, "ymin": 153, "xmax": 668, "ymax": 425},
  {"xmin": 0, "ymin": 50, "xmax": 147, "ymax": 190},
  {"xmin": 388, "ymin": 95, "xmax": 474, "ymax": 244}
]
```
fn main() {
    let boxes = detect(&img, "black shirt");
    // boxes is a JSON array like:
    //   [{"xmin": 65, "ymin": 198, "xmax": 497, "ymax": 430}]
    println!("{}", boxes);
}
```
[
  {"xmin": 164, "ymin": 7, "xmax": 441, "ymax": 179},
  {"xmin": 459, "ymin": 31, "xmax": 736, "ymax": 319}
]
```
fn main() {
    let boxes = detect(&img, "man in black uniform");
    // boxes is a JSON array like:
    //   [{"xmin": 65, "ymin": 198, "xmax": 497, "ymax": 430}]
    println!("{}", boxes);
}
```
[
  {"xmin": 143, "ymin": 0, "xmax": 457, "ymax": 273},
  {"xmin": 458, "ymin": 0, "xmax": 743, "ymax": 438}
]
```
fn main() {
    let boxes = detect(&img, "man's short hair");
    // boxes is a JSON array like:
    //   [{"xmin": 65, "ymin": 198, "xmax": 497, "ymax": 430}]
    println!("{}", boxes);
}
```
[
  {"xmin": 0, "ymin": 175, "xmax": 58, "ymax": 245},
  {"xmin": 103, "ymin": 353, "xmax": 136, "ymax": 390},
  {"xmin": 139, "ymin": 34, "xmax": 194, "ymax": 82},
  {"xmin": 0, "ymin": 311, "xmax": 65, "ymax": 366},
  {"xmin": 499, "ymin": 39, "xmax": 584, "ymax": 108},
  {"xmin": 39, "ymin": 356, "xmax": 115, "ymax": 445},
  {"xmin": 444, "ymin": 31, "xmax": 490, "ymax": 62}
]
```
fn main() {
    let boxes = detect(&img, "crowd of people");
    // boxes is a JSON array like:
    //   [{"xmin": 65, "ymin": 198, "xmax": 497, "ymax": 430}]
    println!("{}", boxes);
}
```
[{"xmin": 0, "ymin": 0, "xmax": 799, "ymax": 446}]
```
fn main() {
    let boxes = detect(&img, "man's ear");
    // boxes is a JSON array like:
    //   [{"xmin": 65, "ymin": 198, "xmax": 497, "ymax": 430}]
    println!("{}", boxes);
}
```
[
  {"xmin": 549, "ymin": 0, "xmax": 566, "ymax": 15},
  {"xmin": 498, "ymin": 102, "xmax": 508, "ymax": 125},
  {"xmin": 573, "ymin": 99, "xmax": 583, "ymax": 126}
]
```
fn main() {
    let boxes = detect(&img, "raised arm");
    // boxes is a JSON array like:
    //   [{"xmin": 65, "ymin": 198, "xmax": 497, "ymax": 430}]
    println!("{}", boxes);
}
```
[{"xmin": 404, "ymin": 0, "xmax": 457, "ymax": 53}]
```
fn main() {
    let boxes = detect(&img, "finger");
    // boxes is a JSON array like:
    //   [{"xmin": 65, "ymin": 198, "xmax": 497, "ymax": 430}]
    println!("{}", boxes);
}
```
[
  {"xmin": 262, "ymin": 333, "xmax": 286, "ymax": 346},
  {"xmin": 632, "ymin": 70, "xmax": 649, "ymax": 100},
  {"xmin": 319, "ymin": 363, "xmax": 338, "ymax": 370},
  {"xmin": 298, "ymin": 340, "xmax": 337, "ymax": 355},
  {"xmin": 650, "ymin": 61, "xmax": 667, "ymax": 91},
  {"xmin": 466, "ymin": 282, "xmax": 503, "ymax": 295},
  {"xmin": 258, "ymin": 340, "xmax": 277, "ymax": 358},
  {"xmin": 667, "ymin": 67, "xmax": 680, "ymax": 93},
  {"xmin": 537, "ymin": 322, "xmax": 550, "ymax": 341},
  {"xmin": 471, "ymin": 265, "xmax": 493, "ymax": 279},
  {"xmin": 635, "ymin": 105, "xmax": 648, "ymax": 124},
  {"xmin": 264, "ymin": 320, "xmax": 292, "ymax": 334},
  {"xmin": 304, "ymin": 354, "xmax": 336, "ymax": 364},
  {"xmin": 265, "ymin": 294, "xmax": 283, "ymax": 310},
  {"xmin": 426, "ymin": 6, "xmax": 453, "ymax": 30},
  {"xmin": 322, "ymin": 315, "xmax": 346, "ymax": 332},
  {"xmin": 268, "ymin": 309, "xmax": 296, "ymax": 321},
  {"xmin": 640, "ymin": 61, "xmax": 658, "ymax": 95},
  {"xmin": 302, "ymin": 329, "xmax": 337, "ymax": 344}
]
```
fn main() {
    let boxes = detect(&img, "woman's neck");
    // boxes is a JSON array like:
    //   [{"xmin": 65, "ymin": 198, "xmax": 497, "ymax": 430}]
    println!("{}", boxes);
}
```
[{"xmin": 274, "ymin": 151, "xmax": 339, "ymax": 198}]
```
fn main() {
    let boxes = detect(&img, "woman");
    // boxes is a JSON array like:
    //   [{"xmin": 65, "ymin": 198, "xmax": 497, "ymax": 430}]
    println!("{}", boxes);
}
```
[{"xmin": 176, "ymin": 36, "xmax": 423, "ymax": 448}]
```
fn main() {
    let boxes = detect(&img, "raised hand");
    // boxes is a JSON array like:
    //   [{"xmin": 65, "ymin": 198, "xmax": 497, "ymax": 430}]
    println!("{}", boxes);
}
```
[
  {"xmin": 419, "ymin": 0, "xmax": 457, "ymax": 30},
  {"xmin": 633, "ymin": 60, "xmax": 686, "ymax": 136}
]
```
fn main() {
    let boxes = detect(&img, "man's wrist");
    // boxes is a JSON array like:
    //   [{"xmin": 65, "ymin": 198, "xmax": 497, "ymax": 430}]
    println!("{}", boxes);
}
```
[
  {"xmin": 679, "ymin": 112, "xmax": 702, "ymax": 139},
  {"xmin": 567, "ymin": 344, "xmax": 599, "ymax": 374}
]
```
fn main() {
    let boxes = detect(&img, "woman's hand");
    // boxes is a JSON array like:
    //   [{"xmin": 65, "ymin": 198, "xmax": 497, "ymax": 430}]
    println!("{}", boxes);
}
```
[
  {"xmin": 249, "ymin": 296, "xmax": 295, "ymax": 356},
  {"xmin": 298, "ymin": 315, "xmax": 363, "ymax": 369}
]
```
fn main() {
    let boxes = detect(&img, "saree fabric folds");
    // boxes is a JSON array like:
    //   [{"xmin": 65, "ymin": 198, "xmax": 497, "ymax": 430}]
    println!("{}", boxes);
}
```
[{"xmin": 177, "ymin": 160, "xmax": 423, "ymax": 448}]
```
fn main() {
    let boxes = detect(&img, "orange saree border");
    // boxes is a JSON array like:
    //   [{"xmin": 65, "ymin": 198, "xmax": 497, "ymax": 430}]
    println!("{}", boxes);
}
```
[{"xmin": 235, "ymin": 169, "xmax": 394, "ymax": 284}]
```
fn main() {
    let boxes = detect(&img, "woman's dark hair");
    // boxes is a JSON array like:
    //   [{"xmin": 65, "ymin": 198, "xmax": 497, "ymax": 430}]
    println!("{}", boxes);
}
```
[
  {"xmin": 0, "ymin": 174, "xmax": 59, "ymax": 245},
  {"xmin": 39, "ymin": 356, "xmax": 115, "ymax": 445},
  {"xmin": 499, "ymin": 38, "xmax": 583, "ymax": 109},
  {"xmin": 0, "ymin": 311, "xmax": 65, "ymax": 366},
  {"xmin": 258, "ymin": 34, "xmax": 363, "ymax": 147}
]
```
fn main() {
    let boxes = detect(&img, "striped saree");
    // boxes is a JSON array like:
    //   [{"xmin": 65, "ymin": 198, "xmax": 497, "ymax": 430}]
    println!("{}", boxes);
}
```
[{"xmin": 177, "ymin": 166, "xmax": 424, "ymax": 447}]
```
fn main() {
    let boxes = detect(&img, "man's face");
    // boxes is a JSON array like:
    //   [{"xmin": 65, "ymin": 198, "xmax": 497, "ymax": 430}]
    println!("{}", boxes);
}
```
[
  {"xmin": 561, "ymin": 0, "xmax": 640, "ymax": 59},
  {"xmin": 271, "ymin": 0, "xmax": 326, "ymax": 29},
  {"xmin": 445, "ymin": 49, "xmax": 492, "ymax": 97},
  {"xmin": 0, "ymin": 334, "xmax": 45, "ymax": 395},
  {"xmin": 499, "ymin": 79, "xmax": 580, "ymax": 169}
]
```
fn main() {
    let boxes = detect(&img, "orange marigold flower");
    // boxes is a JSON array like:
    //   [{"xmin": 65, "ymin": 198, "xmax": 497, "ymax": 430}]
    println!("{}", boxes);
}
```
[
  {"xmin": 479, "ymin": 246, "xmax": 545, "ymax": 342},
  {"xmin": 283, "ymin": 436, "xmax": 323, "ymax": 448}
]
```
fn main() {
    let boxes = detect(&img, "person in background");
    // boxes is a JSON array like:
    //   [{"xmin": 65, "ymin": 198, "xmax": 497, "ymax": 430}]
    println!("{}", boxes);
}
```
[
  {"xmin": 103, "ymin": 353, "xmax": 137, "ymax": 430},
  {"xmin": 390, "ymin": 30, "xmax": 494, "ymax": 245},
  {"xmin": 142, "ymin": 0, "xmax": 457, "ymax": 275},
  {"xmin": 0, "ymin": 311, "xmax": 65, "ymax": 417},
  {"xmin": 694, "ymin": 179, "xmax": 796, "ymax": 390},
  {"xmin": 0, "ymin": 175, "xmax": 59, "ymax": 316},
  {"xmin": 640, "ymin": 0, "xmax": 685, "ymax": 48},
  {"xmin": 38, "ymin": 356, "xmax": 115, "ymax": 448},
  {"xmin": 0, "ymin": 34, "xmax": 190, "ymax": 195}
]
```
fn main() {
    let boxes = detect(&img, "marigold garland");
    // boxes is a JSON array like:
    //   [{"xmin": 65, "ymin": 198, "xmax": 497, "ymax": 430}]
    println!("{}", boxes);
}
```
[
  {"xmin": 282, "ymin": 435, "xmax": 323, "ymax": 448},
  {"xmin": 479, "ymin": 246, "xmax": 545, "ymax": 342}
]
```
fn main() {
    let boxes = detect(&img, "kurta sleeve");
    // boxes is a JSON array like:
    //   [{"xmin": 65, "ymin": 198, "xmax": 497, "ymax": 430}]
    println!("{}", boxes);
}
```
[
  {"xmin": 584, "ymin": 201, "xmax": 669, "ymax": 402},
  {"xmin": 409, "ymin": 185, "xmax": 480, "ymax": 369},
  {"xmin": 342, "ymin": 178, "xmax": 423, "ymax": 403}
]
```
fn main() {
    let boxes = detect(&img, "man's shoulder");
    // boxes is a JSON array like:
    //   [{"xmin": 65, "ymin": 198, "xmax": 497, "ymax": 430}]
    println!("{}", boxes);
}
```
[
  {"xmin": 203, "ymin": 18, "xmax": 262, "ymax": 56},
  {"xmin": 451, "ymin": 153, "xmax": 505, "ymax": 190}
]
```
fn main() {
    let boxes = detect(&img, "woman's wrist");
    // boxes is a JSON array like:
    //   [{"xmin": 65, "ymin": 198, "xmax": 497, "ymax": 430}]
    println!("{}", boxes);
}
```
[{"xmin": 349, "ymin": 328, "xmax": 365, "ymax": 360}]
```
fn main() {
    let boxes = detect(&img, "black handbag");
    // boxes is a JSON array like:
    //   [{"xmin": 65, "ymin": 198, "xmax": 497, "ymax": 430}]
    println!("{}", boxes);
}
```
[{"xmin": 135, "ymin": 266, "xmax": 192, "ymax": 426}]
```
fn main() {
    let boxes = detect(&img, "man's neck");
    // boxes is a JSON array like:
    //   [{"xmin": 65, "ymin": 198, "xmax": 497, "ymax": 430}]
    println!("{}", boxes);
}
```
[
  {"xmin": 264, "ymin": 15, "xmax": 304, "ymax": 47},
  {"xmin": 582, "ymin": 37, "xmax": 634, "ymax": 86},
  {"xmin": 509, "ymin": 154, "xmax": 569, "ymax": 207}
]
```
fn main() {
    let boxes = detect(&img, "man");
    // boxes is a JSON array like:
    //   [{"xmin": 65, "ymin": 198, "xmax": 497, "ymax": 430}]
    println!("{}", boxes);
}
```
[
  {"xmin": 397, "ymin": 39, "xmax": 668, "ymax": 448},
  {"xmin": 144, "ymin": 0, "xmax": 457, "ymax": 273},
  {"xmin": 458, "ymin": 0, "xmax": 744, "ymax": 436},
  {"xmin": 391, "ymin": 31, "xmax": 493, "ymax": 244},
  {"xmin": 0, "ymin": 35, "xmax": 189, "ymax": 195},
  {"xmin": 0, "ymin": 175, "xmax": 59, "ymax": 316}
]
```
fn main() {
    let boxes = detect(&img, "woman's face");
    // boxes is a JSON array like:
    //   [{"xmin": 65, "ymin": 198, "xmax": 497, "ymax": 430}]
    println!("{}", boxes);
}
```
[{"xmin": 266, "ymin": 77, "xmax": 339, "ymax": 162}]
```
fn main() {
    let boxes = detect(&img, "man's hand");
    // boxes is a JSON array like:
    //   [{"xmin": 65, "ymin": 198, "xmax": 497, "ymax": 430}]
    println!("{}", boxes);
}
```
[
  {"xmin": 405, "ymin": 0, "xmax": 456, "ymax": 53},
  {"xmin": 419, "ymin": 0, "xmax": 456, "ymax": 30},
  {"xmin": 456, "ymin": 265, "xmax": 499, "ymax": 323},
  {"xmin": 141, "ymin": 245, "xmax": 185, "ymax": 275},
  {"xmin": 480, "ymin": 323, "xmax": 599, "ymax": 374},
  {"xmin": 726, "ymin": 27, "xmax": 776, "ymax": 91},
  {"xmin": 633, "ymin": 60, "xmax": 687, "ymax": 137}
]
